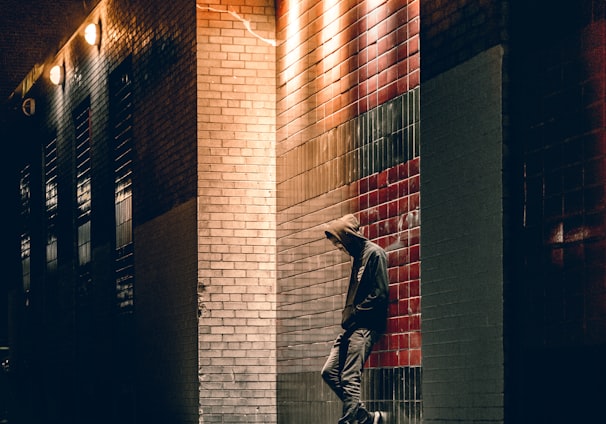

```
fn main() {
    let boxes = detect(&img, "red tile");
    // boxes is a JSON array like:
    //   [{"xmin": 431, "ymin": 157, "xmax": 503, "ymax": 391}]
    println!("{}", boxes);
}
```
[
  {"xmin": 388, "ymin": 166, "xmax": 399, "ymax": 183},
  {"xmin": 359, "ymin": 193, "xmax": 369, "ymax": 209},
  {"xmin": 409, "ymin": 262, "xmax": 420, "ymax": 279},
  {"xmin": 377, "ymin": 235, "xmax": 391, "ymax": 251},
  {"xmin": 368, "ymin": 189, "xmax": 379, "ymax": 208},
  {"xmin": 409, "ymin": 227, "xmax": 420, "ymax": 244},
  {"xmin": 399, "ymin": 333, "xmax": 410, "ymax": 349},
  {"xmin": 368, "ymin": 173, "xmax": 378, "ymax": 190},
  {"xmin": 367, "ymin": 352, "xmax": 378, "ymax": 368},
  {"xmin": 408, "ymin": 158, "xmax": 421, "ymax": 175},
  {"xmin": 409, "ymin": 297, "xmax": 421, "ymax": 314},
  {"xmin": 398, "ymin": 161, "xmax": 408, "ymax": 179},
  {"xmin": 410, "ymin": 245, "xmax": 420, "ymax": 262},
  {"xmin": 376, "ymin": 335, "xmax": 389, "ymax": 351},
  {"xmin": 387, "ymin": 250, "xmax": 399, "ymax": 268},
  {"xmin": 398, "ymin": 349, "xmax": 410, "ymax": 367},
  {"xmin": 368, "ymin": 222, "xmax": 378, "ymax": 239},
  {"xmin": 377, "ymin": 195, "xmax": 389, "ymax": 214},
  {"xmin": 409, "ymin": 280, "xmax": 420, "ymax": 297},
  {"xmin": 399, "ymin": 178, "xmax": 409, "ymax": 196},
  {"xmin": 409, "ymin": 314, "xmax": 421, "ymax": 331},
  {"xmin": 399, "ymin": 264, "xmax": 409, "ymax": 281},
  {"xmin": 359, "ymin": 176, "xmax": 369, "ymax": 193},
  {"xmin": 409, "ymin": 331, "xmax": 422, "ymax": 348},
  {"xmin": 367, "ymin": 206, "xmax": 379, "ymax": 223},
  {"xmin": 386, "ymin": 317, "xmax": 399, "ymax": 333},
  {"xmin": 378, "ymin": 169, "xmax": 389, "ymax": 188},
  {"xmin": 409, "ymin": 349, "xmax": 422, "ymax": 366},
  {"xmin": 388, "ymin": 300, "xmax": 399, "ymax": 317},
  {"xmin": 396, "ymin": 75, "xmax": 409, "ymax": 94},
  {"xmin": 359, "ymin": 209, "xmax": 369, "ymax": 226},
  {"xmin": 387, "ymin": 215, "xmax": 399, "ymax": 233},
  {"xmin": 380, "ymin": 350, "xmax": 399, "ymax": 367},
  {"xmin": 410, "ymin": 68, "xmax": 420, "ymax": 88},
  {"xmin": 398, "ymin": 316, "xmax": 410, "ymax": 332},
  {"xmin": 398, "ymin": 196, "xmax": 409, "ymax": 214},
  {"xmin": 388, "ymin": 265, "xmax": 399, "ymax": 280},
  {"xmin": 409, "ymin": 174, "xmax": 420, "ymax": 193},
  {"xmin": 388, "ymin": 199, "xmax": 399, "ymax": 218}
]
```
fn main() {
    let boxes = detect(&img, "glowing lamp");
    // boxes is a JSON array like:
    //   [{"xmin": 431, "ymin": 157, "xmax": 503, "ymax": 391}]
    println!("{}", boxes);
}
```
[
  {"xmin": 49, "ymin": 65, "xmax": 64, "ymax": 86},
  {"xmin": 84, "ymin": 22, "xmax": 100, "ymax": 46}
]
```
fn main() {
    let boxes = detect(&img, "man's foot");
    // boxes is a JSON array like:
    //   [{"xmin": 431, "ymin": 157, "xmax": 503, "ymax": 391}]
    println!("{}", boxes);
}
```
[{"xmin": 373, "ymin": 411, "xmax": 386, "ymax": 424}]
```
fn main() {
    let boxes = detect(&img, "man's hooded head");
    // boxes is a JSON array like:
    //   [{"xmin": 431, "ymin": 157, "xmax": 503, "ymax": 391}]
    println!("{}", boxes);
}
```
[{"xmin": 324, "ymin": 214, "xmax": 368, "ymax": 256}]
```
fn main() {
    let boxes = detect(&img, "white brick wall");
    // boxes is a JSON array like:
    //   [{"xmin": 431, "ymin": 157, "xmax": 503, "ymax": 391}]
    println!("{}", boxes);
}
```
[{"xmin": 196, "ymin": 0, "xmax": 277, "ymax": 422}]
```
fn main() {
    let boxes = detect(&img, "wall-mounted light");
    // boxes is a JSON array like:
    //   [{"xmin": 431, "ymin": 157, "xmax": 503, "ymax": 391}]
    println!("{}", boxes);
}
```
[
  {"xmin": 49, "ymin": 64, "xmax": 64, "ymax": 86},
  {"xmin": 21, "ymin": 98, "xmax": 36, "ymax": 116},
  {"xmin": 84, "ymin": 22, "xmax": 101, "ymax": 46}
]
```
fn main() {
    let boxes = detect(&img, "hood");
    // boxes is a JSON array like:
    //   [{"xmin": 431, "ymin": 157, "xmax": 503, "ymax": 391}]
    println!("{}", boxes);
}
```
[{"xmin": 324, "ymin": 214, "xmax": 367, "ymax": 256}]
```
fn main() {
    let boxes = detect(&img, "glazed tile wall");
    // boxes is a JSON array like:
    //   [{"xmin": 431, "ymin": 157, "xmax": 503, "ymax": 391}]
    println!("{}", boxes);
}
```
[
  {"xmin": 276, "ymin": 0, "xmax": 421, "ymax": 421},
  {"xmin": 276, "ymin": 92, "xmax": 422, "ymax": 424},
  {"xmin": 278, "ymin": 91, "xmax": 420, "ymax": 209}
]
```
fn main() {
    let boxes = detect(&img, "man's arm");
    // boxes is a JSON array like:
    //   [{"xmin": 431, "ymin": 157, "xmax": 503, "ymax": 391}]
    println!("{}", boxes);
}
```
[{"xmin": 355, "ymin": 250, "xmax": 388, "ymax": 312}]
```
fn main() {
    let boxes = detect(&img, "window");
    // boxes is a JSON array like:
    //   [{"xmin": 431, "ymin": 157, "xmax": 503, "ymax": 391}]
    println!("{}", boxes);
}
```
[
  {"xmin": 19, "ymin": 165, "xmax": 31, "ymax": 295},
  {"xmin": 45, "ymin": 135, "xmax": 58, "ymax": 272},
  {"xmin": 110, "ymin": 58, "xmax": 134, "ymax": 312},
  {"xmin": 73, "ymin": 100, "xmax": 92, "ymax": 296}
]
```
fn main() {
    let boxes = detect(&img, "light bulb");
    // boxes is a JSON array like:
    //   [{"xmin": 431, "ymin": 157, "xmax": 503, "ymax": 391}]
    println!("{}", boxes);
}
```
[
  {"xmin": 84, "ymin": 23, "xmax": 100, "ymax": 46},
  {"xmin": 49, "ymin": 65, "xmax": 64, "ymax": 85}
]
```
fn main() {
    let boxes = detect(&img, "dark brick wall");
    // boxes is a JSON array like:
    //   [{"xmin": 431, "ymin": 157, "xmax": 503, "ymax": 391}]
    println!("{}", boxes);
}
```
[
  {"xmin": 510, "ymin": 0, "xmax": 606, "ymax": 421},
  {"xmin": 105, "ymin": 0, "xmax": 198, "ymax": 225},
  {"xmin": 5, "ymin": 1, "xmax": 198, "ymax": 423},
  {"xmin": 0, "ymin": 0, "xmax": 103, "ymax": 101},
  {"xmin": 420, "ymin": 0, "xmax": 507, "ymax": 81}
]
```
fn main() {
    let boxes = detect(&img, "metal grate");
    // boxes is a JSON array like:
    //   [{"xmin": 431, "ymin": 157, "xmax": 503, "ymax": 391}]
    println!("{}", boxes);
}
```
[
  {"xmin": 73, "ymin": 100, "xmax": 92, "ymax": 269},
  {"xmin": 110, "ymin": 58, "xmax": 134, "ymax": 312},
  {"xmin": 45, "ymin": 135, "xmax": 58, "ymax": 271}
]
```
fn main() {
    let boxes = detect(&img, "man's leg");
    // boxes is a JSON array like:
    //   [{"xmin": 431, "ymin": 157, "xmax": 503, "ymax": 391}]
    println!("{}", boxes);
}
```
[
  {"xmin": 338, "ymin": 329, "xmax": 378, "ymax": 424},
  {"xmin": 321, "ymin": 333, "xmax": 346, "ymax": 401}
]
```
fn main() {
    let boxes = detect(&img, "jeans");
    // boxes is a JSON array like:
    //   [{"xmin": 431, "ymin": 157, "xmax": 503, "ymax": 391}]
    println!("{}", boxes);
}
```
[{"xmin": 321, "ymin": 328, "xmax": 379, "ymax": 424}]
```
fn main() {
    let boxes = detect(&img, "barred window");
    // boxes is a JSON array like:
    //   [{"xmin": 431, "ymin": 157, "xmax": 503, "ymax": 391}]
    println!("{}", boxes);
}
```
[
  {"xmin": 110, "ymin": 57, "xmax": 135, "ymax": 311},
  {"xmin": 45, "ymin": 135, "xmax": 58, "ymax": 271},
  {"xmin": 19, "ymin": 165, "xmax": 31, "ymax": 293}
]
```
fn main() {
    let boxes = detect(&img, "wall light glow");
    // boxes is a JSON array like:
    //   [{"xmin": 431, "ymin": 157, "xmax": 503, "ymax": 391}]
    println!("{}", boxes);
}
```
[
  {"xmin": 84, "ymin": 22, "xmax": 100, "ymax": 46},
  {"xmin": 49, "ymin": 65, "xmax": 64, "ymax": 86}
]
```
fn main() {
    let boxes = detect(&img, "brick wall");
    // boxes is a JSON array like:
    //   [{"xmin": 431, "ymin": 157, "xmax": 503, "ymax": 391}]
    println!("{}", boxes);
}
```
[
  {"xmin": 136, "ymin": 200, "xmax": 198, "ymax": 424},
  {"xmin": 196, "ymin": 1, "xmax": 277, "ymax": 422}
]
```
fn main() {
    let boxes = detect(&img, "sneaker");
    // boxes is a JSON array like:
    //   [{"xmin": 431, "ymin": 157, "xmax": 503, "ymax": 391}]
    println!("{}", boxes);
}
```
[{"xmin": 372, "ymin": 411, "xmax": 385, "ymax": 424}]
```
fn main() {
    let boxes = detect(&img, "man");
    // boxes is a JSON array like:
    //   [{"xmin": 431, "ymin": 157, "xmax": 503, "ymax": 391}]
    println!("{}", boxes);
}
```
[{"xmin": 321, "ymin": 214, "xmax": 389, "ymax": 424}]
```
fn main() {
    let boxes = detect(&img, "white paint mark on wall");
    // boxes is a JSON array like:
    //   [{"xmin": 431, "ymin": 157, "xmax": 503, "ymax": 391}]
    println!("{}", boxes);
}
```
[{"xmin": 196, "ymin": 3, "xmax": 277, "ymax": 47}]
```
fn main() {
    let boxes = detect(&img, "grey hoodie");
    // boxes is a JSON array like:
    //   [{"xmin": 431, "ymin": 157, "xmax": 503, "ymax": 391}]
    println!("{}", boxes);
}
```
[{"xmin": 325, "ymin": 214, "xmax": 389, "ymax": 333}]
